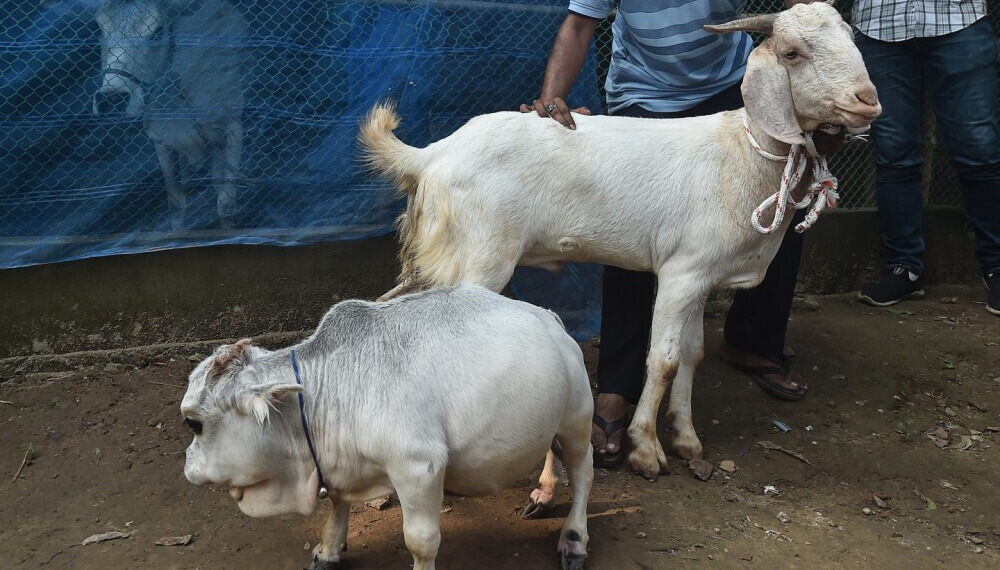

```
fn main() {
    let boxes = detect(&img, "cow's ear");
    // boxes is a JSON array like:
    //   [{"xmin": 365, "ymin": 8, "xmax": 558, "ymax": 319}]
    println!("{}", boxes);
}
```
[{"xmin": 239, "ymin": 383, "xmax": 303, "ymax": 425}]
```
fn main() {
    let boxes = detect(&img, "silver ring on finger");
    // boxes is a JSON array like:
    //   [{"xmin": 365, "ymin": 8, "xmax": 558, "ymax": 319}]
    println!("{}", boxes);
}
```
[{"xmin": 545, "ymin": 103, "xmax": 557, "ymax": 114}]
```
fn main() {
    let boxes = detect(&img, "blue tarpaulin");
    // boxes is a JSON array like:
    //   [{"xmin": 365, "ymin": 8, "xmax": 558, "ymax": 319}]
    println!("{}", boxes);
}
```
[{"xmin": 0, "ymin": 0, "xmax": 603, "ymax": 338}]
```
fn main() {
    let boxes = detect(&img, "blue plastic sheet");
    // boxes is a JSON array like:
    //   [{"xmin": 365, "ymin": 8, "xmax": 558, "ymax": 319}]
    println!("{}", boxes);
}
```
[{"xmin": 1, "ymin": 0, "xmax": 604, "ymax": 339}]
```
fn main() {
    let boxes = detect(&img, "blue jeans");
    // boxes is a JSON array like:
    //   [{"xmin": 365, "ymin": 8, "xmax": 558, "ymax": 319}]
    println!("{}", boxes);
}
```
[{"xmin": 855, "ymin": 18, "xmax": 1000, "ymax": 276}]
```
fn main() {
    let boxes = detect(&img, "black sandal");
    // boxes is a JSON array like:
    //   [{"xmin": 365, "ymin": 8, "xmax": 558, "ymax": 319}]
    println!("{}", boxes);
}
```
[
  {"xmin": 592, "ymin": 413, "xmax": 629, "ymax": 469},
  {"xmin": 730, "ymin": 362, "xmax": 807, "ymax": 402}
]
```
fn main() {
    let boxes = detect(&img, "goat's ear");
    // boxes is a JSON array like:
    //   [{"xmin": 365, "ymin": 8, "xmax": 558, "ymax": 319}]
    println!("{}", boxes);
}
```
[{"xmin": 742, "ymin": 45, "xmax": 806, "ymax": 146}]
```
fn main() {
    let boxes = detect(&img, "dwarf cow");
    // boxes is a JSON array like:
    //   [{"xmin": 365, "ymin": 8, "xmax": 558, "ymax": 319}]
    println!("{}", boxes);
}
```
[{"xmin": 181, "ymin": 285, "xmax": 594, "ymax": 570}]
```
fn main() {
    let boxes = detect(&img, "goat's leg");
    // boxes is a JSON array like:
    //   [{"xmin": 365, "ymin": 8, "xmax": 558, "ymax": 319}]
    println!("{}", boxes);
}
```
[
  {"xmin": 377, "ymin": 278, "xmax": 421, "ymax": 301},
  {"xmin": 627, "ymin": 285, "xmax": 704, "ymax": 481},
  {"xmin": 665, "ymin": 296, "xmax": 708, "ymax": 460},
  {"xmin": 155, "ymin": 144, "xmax": 185, "ymax": 231},
  {"xmin": 521, "ymin": 442, "xmax": 561, "ymax": 519},
  {"xmin": 310, "ymin": 498, "xmax": 351, "ymax": 569},
  {"xmin": 215, "ymin": 119, "xmax": 243, "ymax": 229}
]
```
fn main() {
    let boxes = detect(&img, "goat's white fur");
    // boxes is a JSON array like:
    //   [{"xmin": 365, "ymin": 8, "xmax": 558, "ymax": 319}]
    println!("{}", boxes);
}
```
[{"xmin": 359, "ymin": 2, "xmax": 880, "ymax": 480}]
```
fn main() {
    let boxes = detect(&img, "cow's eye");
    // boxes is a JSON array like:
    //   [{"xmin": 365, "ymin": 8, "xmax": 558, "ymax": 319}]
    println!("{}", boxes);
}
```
[{"xmin": 185, "ymin": 418, "xmax": 203, "ymax": 435}]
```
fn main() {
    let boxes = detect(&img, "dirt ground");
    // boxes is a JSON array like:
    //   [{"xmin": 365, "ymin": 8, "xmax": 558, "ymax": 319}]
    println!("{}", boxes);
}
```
[{"xmin": 2, "ymin": 284, "xmax": 999, "ymax": 570}]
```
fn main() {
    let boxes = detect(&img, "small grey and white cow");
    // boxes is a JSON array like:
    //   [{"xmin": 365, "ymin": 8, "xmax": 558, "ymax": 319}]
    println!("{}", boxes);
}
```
[{"xmin": 181, "ymin": 285, "xmax": 594, "ymax": 570}]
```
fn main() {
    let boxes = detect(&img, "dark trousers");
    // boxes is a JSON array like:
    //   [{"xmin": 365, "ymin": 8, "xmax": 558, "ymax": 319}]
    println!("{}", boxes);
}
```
[
  {"xmin": 855, "ymin": 19, "xmax": 1000, "ymax": 275},
  {"xmin": 597, "ymin": 82, "xmax": 806, "ymax": 404}
]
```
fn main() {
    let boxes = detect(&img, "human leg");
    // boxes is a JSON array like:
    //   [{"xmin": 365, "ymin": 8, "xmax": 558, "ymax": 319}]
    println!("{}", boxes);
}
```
[
  {"xmin": 854, "ymin": 32, "xmax": 928, "ymax": 307},
  {"xmin": 594, "ymin": 265, "xmax": 653, "ymax": 465},
  {"xmin": 722, "ymin": 208, "xmax": 807, "ymax": 399},
  {"xmin": 926, "ymin": 18, "xmax": 1000, "ymax": 297},
  {"xmin": 594, "ymin": 85, "xmax": 746, "ymax": 465}
]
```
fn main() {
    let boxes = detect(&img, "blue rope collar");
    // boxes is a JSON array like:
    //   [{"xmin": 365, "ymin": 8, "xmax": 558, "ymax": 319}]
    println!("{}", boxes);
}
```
[{"xmin": 290, "ymin": 349, "xmax": 329, "ymax": 499}]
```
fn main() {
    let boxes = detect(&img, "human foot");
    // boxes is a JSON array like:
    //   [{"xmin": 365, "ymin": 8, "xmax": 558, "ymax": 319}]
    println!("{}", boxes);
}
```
[
  {"xmin": 591, "ymin": 393, "xmax": 630, "ymax": 468},
  {"xmin": 719, "ymin": 343, "xmax": 807, "ymax": 401}
]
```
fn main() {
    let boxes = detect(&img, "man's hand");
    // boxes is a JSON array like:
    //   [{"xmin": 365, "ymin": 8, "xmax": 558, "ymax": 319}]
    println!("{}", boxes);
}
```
[{"xmin": 519, "ymin": 97, "xmax": 592, "ymax": 130}]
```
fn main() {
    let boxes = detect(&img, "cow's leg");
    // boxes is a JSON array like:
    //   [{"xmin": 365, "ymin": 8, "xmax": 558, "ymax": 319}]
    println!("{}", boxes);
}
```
[
  {"xmin": 215, "ymin": 120, "xmax": 243, "ymax": 229},
  {"xmin": 627, "ymin": 280, "xmax": 704, "ymax": 481},
  {"xmin": 310, "ymin": 498, "xmax": 351, "ymax": 569},
  {"xmin": 391, "ymin": 464, "xmax": 446, "ymax": 570},
  {"xmin": 155, "ymin": 144, "xmax": 185, "ymax": 231},
  {"xmin": 665, "ymin": 296, "xmax": 707, "ymax": 459},
  {"xmin": 521, "ymin": 441, "xmax": 562, "ymax": 519},
  {"xmin": 554, "ymin": 416, "xmax": 593, "ymax": 570}
]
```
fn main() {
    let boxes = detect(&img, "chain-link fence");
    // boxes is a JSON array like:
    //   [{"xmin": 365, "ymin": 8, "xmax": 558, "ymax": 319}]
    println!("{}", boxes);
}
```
[
  {"xmin": 1, "ymin": 0, "xmax": 601, "ymax": 269},
  {"xmin": 2, "ymin": 1, "xmax": 997, "ymax": 338},
  {"xmin": 594, "ymin": 0, "xmax": 999, "ymax": 210}
]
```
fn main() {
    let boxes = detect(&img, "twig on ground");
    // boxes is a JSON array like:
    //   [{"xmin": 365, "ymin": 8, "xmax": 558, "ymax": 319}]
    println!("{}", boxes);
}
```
[
  {"xmin": 39, "ymin": 543, "xmax": 81, "ymax": 565},
  {"xmin": 147, "ymin": 381, "xmax": 185, "ymax": 389},
  {"xmin": 11, "ymin": 447, "xmax": 30, "ymax": 483},
  {"xmin": 208, "ymin": 523, "xmax": 225, "ymax": 544},
  {"xmin": 758, "ymin": 440, "xmax": 816, "ymax": 466},
  {"xmin": 0, "ymin": 400, "xmax": 13, "ymax": 405}
]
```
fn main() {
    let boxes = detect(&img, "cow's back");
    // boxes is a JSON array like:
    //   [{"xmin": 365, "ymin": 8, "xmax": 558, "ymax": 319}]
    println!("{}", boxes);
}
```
[{"xmin": 306, "ymin": 285, "xmax": 591, "ymax": 495}]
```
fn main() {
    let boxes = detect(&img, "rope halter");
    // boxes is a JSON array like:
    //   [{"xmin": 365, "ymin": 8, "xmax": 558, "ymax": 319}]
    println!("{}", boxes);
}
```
[{"xmin": 743, "ymin": 112, "xmax": 840, "ymax": 235}]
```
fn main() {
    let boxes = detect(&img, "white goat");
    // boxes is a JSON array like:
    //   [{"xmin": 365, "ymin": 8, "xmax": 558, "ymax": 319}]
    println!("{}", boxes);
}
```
[{"xmin": 359, "ymin": 2, "xmax": 881, "ymax": 480}]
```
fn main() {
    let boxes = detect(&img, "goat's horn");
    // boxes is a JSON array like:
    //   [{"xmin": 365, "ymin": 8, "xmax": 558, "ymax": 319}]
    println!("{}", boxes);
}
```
[{"xmin": 703, "ymin": 13, "xmax": 778, "ymax": 36}]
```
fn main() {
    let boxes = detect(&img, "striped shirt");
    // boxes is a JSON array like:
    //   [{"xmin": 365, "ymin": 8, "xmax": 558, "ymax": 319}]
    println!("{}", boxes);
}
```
[
  {"xmin": 569, "ymin": 0, "xmax": 752, "ymax": 113},
  {"xmin": 851, "ymin": 0, "xmax": 988, "ymax": 42}
]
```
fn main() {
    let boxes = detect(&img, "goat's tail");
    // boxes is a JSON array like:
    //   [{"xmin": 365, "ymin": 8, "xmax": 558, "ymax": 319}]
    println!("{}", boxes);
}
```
[{"xmin": 358, "ymin": 102, "xmax": 425, "ymax": 195}]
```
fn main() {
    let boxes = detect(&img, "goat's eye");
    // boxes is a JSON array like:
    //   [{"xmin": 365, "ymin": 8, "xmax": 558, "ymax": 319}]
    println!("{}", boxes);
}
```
[
  {"xmin": 784, "ymin": 50, "xmax": 800, "ymax": 60},
  {"xmin": 184, "ymin": 418, "xmax": 203, "ymax": 435}
]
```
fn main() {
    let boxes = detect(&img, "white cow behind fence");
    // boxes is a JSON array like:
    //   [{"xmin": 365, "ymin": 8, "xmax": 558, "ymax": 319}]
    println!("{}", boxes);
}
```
[{"xmin": 94, "ymin": 0, "xmax": 246, "ymax": 230}]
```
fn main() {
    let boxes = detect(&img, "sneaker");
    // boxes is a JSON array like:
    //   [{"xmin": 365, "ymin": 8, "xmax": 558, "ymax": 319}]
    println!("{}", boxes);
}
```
[
  {"xmin": 986, "ymin": 271, "xmax": 1000, "ymax": 316},
  {"xmin": 858, "ymin": 265, "xmax": 925, "ymax": 307}
]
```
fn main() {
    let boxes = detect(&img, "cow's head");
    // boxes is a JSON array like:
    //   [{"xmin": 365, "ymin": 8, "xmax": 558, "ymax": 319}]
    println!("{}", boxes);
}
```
[{"xmin": 181, "ymin": 340, "xmax": 320, "ymax": 517}]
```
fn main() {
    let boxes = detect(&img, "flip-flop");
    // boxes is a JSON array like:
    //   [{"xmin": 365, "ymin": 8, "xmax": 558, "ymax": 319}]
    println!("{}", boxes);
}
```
[
  {"xmin": 730, "ymin": 363, "xmax": 807, "ymax": 402},
  {"xmin": 592, "ymin": 413, "xmax": 629, "ymax": 469}
]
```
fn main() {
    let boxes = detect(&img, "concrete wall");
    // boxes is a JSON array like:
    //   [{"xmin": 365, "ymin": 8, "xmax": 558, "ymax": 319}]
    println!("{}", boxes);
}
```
[
  {"xmin": 1, "ymin": 236, "xmax": 398, "ymax": 365},
  {"xmin": 0, "ymin": 208, "xmax": 982, "ymax": 371}
]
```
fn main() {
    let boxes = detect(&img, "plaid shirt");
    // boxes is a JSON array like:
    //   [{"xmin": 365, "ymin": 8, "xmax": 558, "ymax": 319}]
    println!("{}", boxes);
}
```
[{"xmin": 851, "ymin": 0, "xmax": 988, "ymax": 41}]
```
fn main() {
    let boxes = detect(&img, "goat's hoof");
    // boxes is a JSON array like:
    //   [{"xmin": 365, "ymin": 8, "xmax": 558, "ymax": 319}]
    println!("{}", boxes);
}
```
[
  {"xmin": 560, "ymin": 553, "xmax": 587, "ymax": 570},
  {"xmin": 521, "ymin": 498, "xmax": 548, "ymax": 519},
  {"xmin": 628, "ymin": 449, "xmax": 664, "ymax": 482},
  {"xmin": 309, "ymin": 554, "xmax": 343, "ymax": 570},
  {"xmin": 671, "ymin": 434, "xmax": 703, "ymax": 460}
]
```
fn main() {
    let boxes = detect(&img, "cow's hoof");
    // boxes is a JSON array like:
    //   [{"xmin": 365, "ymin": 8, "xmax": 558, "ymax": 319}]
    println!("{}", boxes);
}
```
[
  {"xmin": 521, "ymin": 498, "xmax": 548, "ymax": 519},
  {"xmin": 560, "ymin": 552, "xmax": 587, "ymax": 570}
]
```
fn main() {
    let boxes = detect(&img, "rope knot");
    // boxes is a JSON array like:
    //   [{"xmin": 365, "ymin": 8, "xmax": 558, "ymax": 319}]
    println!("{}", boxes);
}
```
[{"xmin": 743, "ymin": 112, "xmax": 842, "ymax": 235}]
